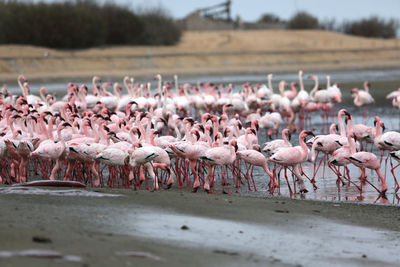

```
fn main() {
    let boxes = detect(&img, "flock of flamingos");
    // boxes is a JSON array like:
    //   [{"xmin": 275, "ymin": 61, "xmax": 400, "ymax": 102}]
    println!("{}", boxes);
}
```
[{"xmin": 1, "ymin": 71, "xmax": 400, "ymax": 200}]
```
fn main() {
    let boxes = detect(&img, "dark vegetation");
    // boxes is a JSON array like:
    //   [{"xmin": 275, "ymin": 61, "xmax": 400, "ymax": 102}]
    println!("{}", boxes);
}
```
[
  {"xmin": 286, "ymin": 12, "xmax": 319, "ymax": 30},
  {"xmin": 341, "ymin": 16, "xmax": 398, "ymax": 39},
  {"xmin": 0, "ymin": 0, "xmax": 182, "ymax": 49},
  {"xmin": 259, "ymin": 11, "xmax": 398, "ymax": 39}
]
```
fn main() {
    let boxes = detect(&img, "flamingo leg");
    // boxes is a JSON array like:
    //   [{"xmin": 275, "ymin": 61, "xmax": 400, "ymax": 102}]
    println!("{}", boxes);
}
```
[{"xmin": 390, "ymin": 163, "xmax": 400, "ymax": 192}]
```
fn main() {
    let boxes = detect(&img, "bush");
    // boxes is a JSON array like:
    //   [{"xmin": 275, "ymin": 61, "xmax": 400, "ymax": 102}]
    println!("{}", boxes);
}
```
[
  {"xmin": 342, "ymin": 16, "xmax": 398, "ymax": 39},
  {"xmin": 0, "ymin": 0, "xmax": 181, "ymax": 49},
  {"xmin": 139, "ymin": 7, "xmax": 182, "ymax": 46},
  {"xmin": 257, "ymin": 13, "xmax": 282, "ymax": 24},
  {"xmin": 287, "ymin": 11, "xmax": 319, "ymax": 29},
  {"xmin": 101, "ymin": 3, "xmax": 146, "ymax": 45}
]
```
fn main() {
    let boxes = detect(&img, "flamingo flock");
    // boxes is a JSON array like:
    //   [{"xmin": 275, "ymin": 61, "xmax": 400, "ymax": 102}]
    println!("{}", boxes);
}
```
[{"xmin": 0, "ymin": 72, "xmax": 398, "ymax": 200}]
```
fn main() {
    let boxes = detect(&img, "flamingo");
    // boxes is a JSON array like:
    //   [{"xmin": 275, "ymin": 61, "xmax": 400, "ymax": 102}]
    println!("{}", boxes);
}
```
[
  {"xmin": 31, "ymin": 122, "xmax": 71, "ymax": 180},
  {"xmin": 236, "ymin": 149, "xmax": 276, "ymax": 192},
  {"xmin": 200, "ymin": 139, "xmax": 238, "ymax": 194},
  {"xmin": 347, "ymin": 150, "xmax": 388, "ymax": 198},
  {"xmin": 352, "ymin": 81, "xmax": 374, "ymax": 120},
  {"xmin": 262, "ymin": 128, "xmax": 292, "ymax": 155},
  {"xmin": 269, "ymin": 130, "xmax": 315, "ymax": 194}
]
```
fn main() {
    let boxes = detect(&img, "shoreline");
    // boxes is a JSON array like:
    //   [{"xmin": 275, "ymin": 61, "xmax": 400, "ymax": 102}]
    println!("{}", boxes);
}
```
[{"xmin": 1, "ymin": 187, "xmax": 399, "ymax": 266}]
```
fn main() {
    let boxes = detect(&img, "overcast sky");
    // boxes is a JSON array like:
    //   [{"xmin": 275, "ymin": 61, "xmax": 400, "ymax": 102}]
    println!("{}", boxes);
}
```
[{"xmin": 126, "ymin": 0, "xmax": 400, "ymax": 22}]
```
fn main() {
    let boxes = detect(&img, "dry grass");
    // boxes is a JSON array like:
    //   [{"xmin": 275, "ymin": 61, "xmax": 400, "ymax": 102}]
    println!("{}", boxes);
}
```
[{"xmin": 0, "ymin": 30, "xmax": 400, "ymax": 81}]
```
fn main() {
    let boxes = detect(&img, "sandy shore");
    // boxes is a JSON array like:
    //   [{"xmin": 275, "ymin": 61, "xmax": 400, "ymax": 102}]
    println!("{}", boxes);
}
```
[{"xmin": 1, "ymin": 186, "xmax": 399, "ymax": 266}]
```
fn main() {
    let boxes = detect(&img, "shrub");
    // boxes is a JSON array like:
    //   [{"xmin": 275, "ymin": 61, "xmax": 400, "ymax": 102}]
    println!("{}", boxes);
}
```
[
  {"xmin": 257, "ymin": 13, "xmax": 282, "ymax": 24},
  {"xmin": 287, "ymin": 11, "xmax": 319, "ymax": 29},
  {"xmin": 342, "ymin": 16, "xmax": 398, "ymax": 39},
  {"xmin": 139, "ymin": 7, "xmax": 182, "ymax": 46},
  {"xmin": 0, "ymin": 0, "xmax": 181, "ymax": 49}
]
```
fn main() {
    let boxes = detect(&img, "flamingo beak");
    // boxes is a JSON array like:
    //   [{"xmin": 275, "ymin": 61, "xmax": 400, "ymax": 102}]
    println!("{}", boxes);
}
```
[
  {"xmin": 333, "ymin": 96, "xmax": 341, "ymax": 103},
  {"xmin": 305, "ymin": 131, "xmax": 315, "ymax": 137}
]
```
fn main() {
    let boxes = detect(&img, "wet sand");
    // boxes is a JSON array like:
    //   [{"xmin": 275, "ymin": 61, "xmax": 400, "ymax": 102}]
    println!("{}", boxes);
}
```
[{"xmin": 1, "ymin": 186, "xmax": 399, "ymax": 266}]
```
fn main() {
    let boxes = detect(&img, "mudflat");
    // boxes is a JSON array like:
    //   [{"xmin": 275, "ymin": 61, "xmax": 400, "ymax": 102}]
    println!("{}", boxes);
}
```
[{"xmin": 1, "ymin": 186, "xmax": 399, "ymax": 266}]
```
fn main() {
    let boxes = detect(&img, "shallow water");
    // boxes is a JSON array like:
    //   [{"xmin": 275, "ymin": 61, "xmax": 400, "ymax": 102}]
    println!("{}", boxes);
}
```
[
  {"xmin": 4, "ymin": 68, "xmax": 400, "ymax": 102},
  {"xmin": 245, "ymin": 109, "xmax": 400, "ymax": 205},
  {"xmin": 110, "ymin": 208, "xmax": 400, "ymax": 266},
  {"xmin": 2, "ymin": 69, "xmax": 400, "ymax": 205},
  {"xmin": 0, "ymin": 187, "xmax": 122, "ymax": 197}
]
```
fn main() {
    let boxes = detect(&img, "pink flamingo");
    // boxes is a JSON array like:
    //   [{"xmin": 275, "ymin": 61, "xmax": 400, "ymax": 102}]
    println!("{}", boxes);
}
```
[
  {"xmin": 31, "ymin": 122, "xmax": 71, "ymax": 180},
  {"xmin": 269, "ymin": 130, "xmax": 314, "ymax": 194},
  {"xmin": 262, "ymin": 128, "xmax": 292, "ymax": 156},
  {"xmin": 351, "ymin": 82, "xmax": 375, "ymax": 121},
  {"xmin": 347, "ymin": 151, "xmax": 388, "ymax": 198},
  {"xmin": 236, "ymin": 148, "xmax": 276, "ymax": 192},
  {"xmin": 200, "ymin": 139, "xmax": 238, "ymax": 194}
]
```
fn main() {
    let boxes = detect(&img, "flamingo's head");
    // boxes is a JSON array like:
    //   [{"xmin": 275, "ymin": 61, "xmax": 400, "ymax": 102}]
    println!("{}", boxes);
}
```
[
  {"xmin": 229, "ymin": 139, "xmax": 238, "ymax": 152},
  {"xmin": 333, "ymin": 95, "xmax": 341, "ymax": 103},
  {"xmin": 202, "ymin": 112, "xmax": 212, "ymax": 122},
  {"xmin": 380, "ymin": 121, "xmax": 386, "ymax": 132},
  {"xmin": 223, "ymin": 128, "xmax": 230, "ymax": 138},
  {"xmin": 374, "ymin": 116, "xmax": 380, "ymax": 126},
  {"xmin": 18, "ymin": 74, "xmax": 28, "ymax": 82},
  {"xmin": 251, "ymin": 119, "xmax": 259, "ymax": 131},
  {"xmin": 253, "ymin": 144, "xmax": 261, "ymax": 152},
  {"xmin": 304, "ymin": 130, "xmax": 315, "ymax": 137}
]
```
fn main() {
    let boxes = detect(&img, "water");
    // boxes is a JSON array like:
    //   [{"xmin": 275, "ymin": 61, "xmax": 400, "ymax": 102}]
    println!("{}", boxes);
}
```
[
  {"xmin": 4, "ymin": 68, "xmax": 400, "ymax": 99},
  {"xmin": 109, "ymin": 209, "xmax": 400, "ymax": 266},
  {"xmin": 2, "ymin": 68, "xmax": 400, "ymax": 205}
]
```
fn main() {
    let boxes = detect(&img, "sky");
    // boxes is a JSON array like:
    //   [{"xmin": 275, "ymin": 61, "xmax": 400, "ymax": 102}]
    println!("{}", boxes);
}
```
[{"xmin": 125, "ymin": 0, "xmax": 400, "ymax": 22}]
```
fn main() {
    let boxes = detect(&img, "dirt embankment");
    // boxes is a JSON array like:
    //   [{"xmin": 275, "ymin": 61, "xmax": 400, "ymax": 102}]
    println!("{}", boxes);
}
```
[{"xmin": 0, "ymin": 30, "xmax": 400, "ymax": 81}]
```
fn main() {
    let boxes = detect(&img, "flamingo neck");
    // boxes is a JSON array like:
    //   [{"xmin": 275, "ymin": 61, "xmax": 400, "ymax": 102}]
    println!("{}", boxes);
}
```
[
  {"xmin": 346, "ymin": 117, "xmax": 353, "ymax": 135},
  {"xmin": 150, "ymin": 133, "xmax": 157, "ymax": 146},
  {"xmin": 57, "ymin": 125, "xmax": 65, "ymax": 148},
  {"xmin": 204, "ymin": 129, "xmax": 212, "ymax": 146},
  {"xmin": 233, "ymin": 123, "xmax": 240, "ymax": 138},
  {"xmin": 338, "ymin": 113, "xmax": 346, "ymax": 137},
  {"xmin": 40, "ymin": 88, "xmax": 47, "ymax": 102},
  {"xmin": 39, "ymin": 116, "xmax": 48, "ymax": 138},
  {"xmin": 174, "ymin": 125, "xmax": 181, "ymax": 140},
  {"xmin": 229, "ymin": 143, "xmax": 236, "ymax": 163},
  {"xmin": 326, "ymin": 76, "xmax": 331, "ymax": 89},
  {"xmin": 47, "ymin": 119, "xmax": 54, "ymax": 140},
  {"xmin": 311, "ymin": 140, "xmax": 318, "ymax": 162},
  {"xmin": 299, "ymin": 72, "xmax": 304, "ymax": 92},
  {"xmin": 83, "ymin": 122, "xmax": 90, "ymax": 137},
  {"xmin": 310, "ymin": 77, "xmax": 319, "ymax": 97},
  {"xmin": 268, "ymin": 75, "xmax": 273, "ymax": 93},
  {"xmin": 279, "ymin": 82, "xmax": 285, "ymax": 97},
  {"xmin": 92, "ymin": 125, "xmax": 100, "ymax": 143},
  {"xmin": 18, "ymin": 77, "xmax": 26, "ymax": 96},
  {"xmin": 282, "ymin": 131, "xmax": 290, "ymax": 146},
  {"xmin": 157, "ymin": 76, "xmax": 162, "ymax": 95},
  {"xmin": 348, "ymin": 135, "xmax": 356, "ymax": 154},
  {"xmin": 10, "ymin": 119, "xmax": 17, "ymax": 139},
  {"xmin": 375, "ymin": 120, "xmax": 382, "ymax": 137},
  {"xmin": 299, "ymin": 134, "xmax": 308, "ymax": 158},
  {"xmin": 364, "ymin": 82, "xmax": 369, "ymax": 93}
]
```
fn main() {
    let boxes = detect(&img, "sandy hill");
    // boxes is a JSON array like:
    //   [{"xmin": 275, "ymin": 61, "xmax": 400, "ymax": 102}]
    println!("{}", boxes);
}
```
[{"xmin": 0, "ymin": 30, "xmax": 399, "ymax": 81}]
